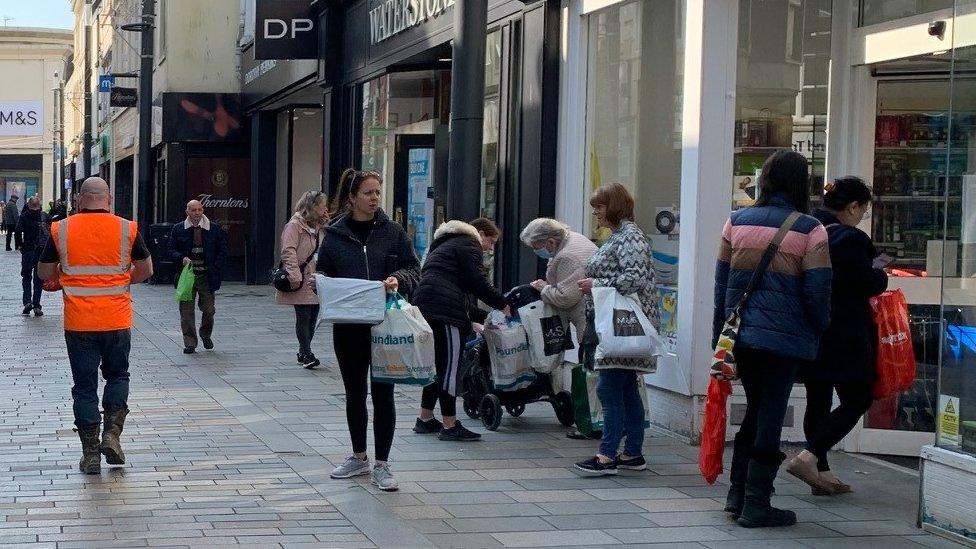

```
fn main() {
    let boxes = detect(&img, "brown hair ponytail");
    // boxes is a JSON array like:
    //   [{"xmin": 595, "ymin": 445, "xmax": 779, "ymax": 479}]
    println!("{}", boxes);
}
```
[{"xmin": 329, "ymin": 168, "xmax": 383, "ymax": 217}]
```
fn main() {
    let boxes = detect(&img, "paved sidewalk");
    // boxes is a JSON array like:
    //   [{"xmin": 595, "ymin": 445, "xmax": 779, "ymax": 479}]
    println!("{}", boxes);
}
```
[{"xmin": 0, "ymin": 252, "xmax": 964, "ymax": 548}]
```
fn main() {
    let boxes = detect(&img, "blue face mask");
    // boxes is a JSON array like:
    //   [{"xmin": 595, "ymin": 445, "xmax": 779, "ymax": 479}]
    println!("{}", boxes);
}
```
[{"xmin": 534, "ymin": 248, "xmax": 553, "ymax": 260}]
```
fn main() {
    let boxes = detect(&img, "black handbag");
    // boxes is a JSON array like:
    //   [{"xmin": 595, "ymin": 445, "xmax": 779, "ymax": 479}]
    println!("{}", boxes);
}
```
[{"xmin": 272, "ymin": 233, "xmax": 319, "ymax": 293}]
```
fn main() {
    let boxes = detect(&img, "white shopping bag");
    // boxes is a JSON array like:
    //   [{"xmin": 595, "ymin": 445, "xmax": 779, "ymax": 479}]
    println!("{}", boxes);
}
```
[
  {"xmin": 482, "ymin": 322, "xmax": 537, "ymax": 392},
  {"xmin": 591, "ymin": 287, "xmax": 665, "ymax": 361},
  {"xmin": 316, "ymin": 274, "xmax": 386, "ymax": 324},
  {"xmin": 518, "ymin": 300, "xmax": 570, "ymax": 374},
  {"xmin": 370, "ymin": 299, "xmax": 436, "ymax": 386}
]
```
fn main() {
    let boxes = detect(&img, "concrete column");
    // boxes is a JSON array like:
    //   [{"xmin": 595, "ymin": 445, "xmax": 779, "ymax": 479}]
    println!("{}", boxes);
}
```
[{"xmin": 446, "ymin": 0, "xmax": 488, "ymax": 222}]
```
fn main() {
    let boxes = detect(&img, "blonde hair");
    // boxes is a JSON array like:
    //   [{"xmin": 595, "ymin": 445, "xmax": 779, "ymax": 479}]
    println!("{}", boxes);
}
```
[{"xmin": 294, "ymin": 190, "xmax": 329, "ymax": 227}]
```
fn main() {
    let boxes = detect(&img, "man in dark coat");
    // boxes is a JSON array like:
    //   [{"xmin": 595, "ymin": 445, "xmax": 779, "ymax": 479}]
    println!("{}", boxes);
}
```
[
  {"xmin": 5, "ymin": 196, "xmax": 20, "ymax": 250},
  {"xmin": 14, "ymin": 197, "xmax": 50, "ymax": 316},
  {"xmin": 169, "ymin": 200, "xmax": 227, "ymax": 354}
]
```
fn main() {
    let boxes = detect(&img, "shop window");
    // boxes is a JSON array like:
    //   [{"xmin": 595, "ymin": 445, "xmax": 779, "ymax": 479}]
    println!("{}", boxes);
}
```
[
  {"xmin": 937, "ymin": 42, "xmax": 976, "ymax": 458},
  {"xmin": 291, "ymin": 108, "xmax": 324, "ymax": 201},
  {"xmin": 481, "ymin": 29, "xmax": 502, "ymax": 221},
  {"xmin": 583, "ymin": 0, "xmax": 684, "ymax": 355},
  {"xmin": 732, "ymin": 0, "xmax": 831, "ymax": 210}
]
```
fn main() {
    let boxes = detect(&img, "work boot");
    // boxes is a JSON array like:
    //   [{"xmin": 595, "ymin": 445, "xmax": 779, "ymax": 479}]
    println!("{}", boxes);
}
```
[
  {"xmin": 100, "ymin": 408, "xmax": 129, "ymax": 465},
  {"xmin": 724, "ymin": 438, "xmax": 751, "ymax": 517},
  {"xmin": 737, "ymin": 459, "xmax": 797, "ymax": 528},
  {"xmin": 78, "ymin": 425, "xmax": 101, "ymax": 474}
]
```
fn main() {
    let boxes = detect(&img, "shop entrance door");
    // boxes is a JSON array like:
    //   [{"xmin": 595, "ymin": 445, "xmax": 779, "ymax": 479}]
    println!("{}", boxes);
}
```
[
  {"xmin": 393, "ymin": 134, "xmax": 437, "ymax": 260},
  {"xmin": 845, "ymin": 72, "xmax": 976, "ymax": 457}
]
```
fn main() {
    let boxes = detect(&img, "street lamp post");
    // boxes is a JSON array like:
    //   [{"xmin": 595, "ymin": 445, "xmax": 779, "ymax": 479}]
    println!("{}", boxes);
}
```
[{"xmin": 121, "ymin": 0, "xmax": 155, "ymax": 233}]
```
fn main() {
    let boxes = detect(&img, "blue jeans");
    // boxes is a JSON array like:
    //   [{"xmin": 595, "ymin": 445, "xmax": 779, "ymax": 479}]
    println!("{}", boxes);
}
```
[
  {"xmin": 21, "ymin": 248, "xmax": 43, "ymax": 308},
  {"xmin": 66, "ymin": 330, "xmax": 131, "ymax": 429},
  {"xmin": 597, "ymin": 368, "xmax": 645, "ymax": 458}
]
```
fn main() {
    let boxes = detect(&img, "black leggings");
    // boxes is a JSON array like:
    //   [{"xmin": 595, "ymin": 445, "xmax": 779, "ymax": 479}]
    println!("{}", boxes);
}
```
[
  {"xmin": 729, "ymin": 347, "xmax": 799, "ymax": 484},
  {"xmin": 803, "ymin": 379, "xmax": 873, "ymax": 471},
  {"xmin": 294, "ymin": 304, "xmax": 319, "ymax": 356},
  {"xmin": 420, "ymin": 321, "xmax": 469, "ymax": 418},
  {"xmin": 333, "ymin": 324, "xmax": 396, "ymax": 462}
]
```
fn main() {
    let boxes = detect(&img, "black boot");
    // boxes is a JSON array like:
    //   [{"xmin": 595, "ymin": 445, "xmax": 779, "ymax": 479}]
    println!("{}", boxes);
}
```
[
  {"xmin": 737, "ymin": 459, "xmax": 796, "ymax": 528},
  {"xmin": 724, "ymin": 435, "xmax": 752, "ymax": 517},
  {"xmin": 100, "ymin": 408, "xmax": 129, "ymax": 465},
  {"xmin": 78, "ymin": 425, "xmax": 101, "ymax": 474}
]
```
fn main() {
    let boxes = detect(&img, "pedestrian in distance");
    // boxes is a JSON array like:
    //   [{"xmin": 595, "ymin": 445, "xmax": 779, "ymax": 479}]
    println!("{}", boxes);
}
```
[
  {"xmin": 412, "ymin": 218, "xmax": 510, "ymax": 442},
  {"xmin": 15, "ymin": 197, "xmax": 51, "ymax": 316},
  {"xmin": 169, "ymin": 200, "xmax": 228, "ymax": 354},
  {"xmin": 574, "ymin": 183, "xmax": 660, "ymax": 477},
  {"xmin": 521, "ymin": 217, "xmax": 598, "ymax": 339},
  {"xmin": 38, "ymin": 177, "xmax": 154, "ymax": 474},
  {"xmin": 714, "ymin": 150, "xmax": 832, "ymax": 528},
  {"xmin": 5, "ymin": 196, "xmax": 20, "ymax": 250},
  {"xmin": 276, "ymin": 190, "xmax": 329, "ymax": 369},
  {"xmin": 316, "ymin": 168, "xmax": 420, "ymax": 492},
  {"xmin": 788, "ymin": 176, "xmax": 887, "ymax": 495}
]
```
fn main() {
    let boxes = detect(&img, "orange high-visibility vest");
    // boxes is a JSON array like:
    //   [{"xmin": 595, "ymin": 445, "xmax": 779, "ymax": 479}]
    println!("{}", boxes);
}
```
[{"xmin": 50, "ymin": 213, "xmax": 138, "ymax": 332}]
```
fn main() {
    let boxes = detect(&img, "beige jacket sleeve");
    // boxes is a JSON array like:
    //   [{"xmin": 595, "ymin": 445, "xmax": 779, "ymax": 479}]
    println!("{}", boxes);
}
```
[
  {"xmin": 279, "ymin": 222, "xmax": 303, "ymax": 287},
  {"xmin": 540, "ymin": 254, "xmax": 586, "ymax": 310}
]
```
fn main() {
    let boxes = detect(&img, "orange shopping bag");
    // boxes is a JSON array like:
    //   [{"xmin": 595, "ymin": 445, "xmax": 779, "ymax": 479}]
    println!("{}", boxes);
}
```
[
  {"xmin": 699, "ymin": 377, "xmax": 732, "ymax": 485},
  {"xmin": 870, "ymin": 289, "xmax": 916, "ymax": 399}
]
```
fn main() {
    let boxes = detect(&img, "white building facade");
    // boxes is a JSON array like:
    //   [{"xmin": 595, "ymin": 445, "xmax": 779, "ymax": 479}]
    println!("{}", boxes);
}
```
[
  {"xmin": 0, "ymin": 27, "xmax": 72, "ymax": 207},
  {"xmin": 556, "ymin": 1, "xmax": 976, "ymax": 543}
]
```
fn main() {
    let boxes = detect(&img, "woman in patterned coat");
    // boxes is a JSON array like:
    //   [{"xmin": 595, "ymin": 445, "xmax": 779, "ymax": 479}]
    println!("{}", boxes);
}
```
[{"xmin": 574, "ymin": 183, "xmax": 659, "ymax": 476}]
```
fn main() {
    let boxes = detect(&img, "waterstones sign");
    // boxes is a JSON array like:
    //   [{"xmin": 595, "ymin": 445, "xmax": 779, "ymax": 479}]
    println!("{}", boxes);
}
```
[{"xmin": 368, "ymin": 0, "xmax": 455, "ymax": 45}]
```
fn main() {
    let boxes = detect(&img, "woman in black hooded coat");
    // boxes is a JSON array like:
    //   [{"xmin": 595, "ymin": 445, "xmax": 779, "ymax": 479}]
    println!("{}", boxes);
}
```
[
  {"xmin": 412, "ymin": 219, "xmax": 509, "ymax": 441},
  {"xmin": 788, "ymin": 176, "xmax": 888, "ymax": 495}
]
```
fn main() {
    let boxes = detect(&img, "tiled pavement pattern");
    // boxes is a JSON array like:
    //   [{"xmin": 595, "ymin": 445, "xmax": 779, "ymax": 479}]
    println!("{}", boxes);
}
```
[{"xmin": 0, "ymin": 253, "xmax": 964, "ymax": 548}]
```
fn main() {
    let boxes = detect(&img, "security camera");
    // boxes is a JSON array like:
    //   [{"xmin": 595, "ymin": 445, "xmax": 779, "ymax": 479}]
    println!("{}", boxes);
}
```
[{"xmin": 928, "ymin": 20, "xmax": 946, "ymax": 39}]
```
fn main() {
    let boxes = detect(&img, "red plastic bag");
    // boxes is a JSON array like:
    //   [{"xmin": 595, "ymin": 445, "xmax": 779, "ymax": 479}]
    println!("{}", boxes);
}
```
[
  {"xmin": 699, "ymin": 377, "xmax": 732, "ymax": 485},
  {"xmin": 870, "ymin": 289, "xmax": 916, "ymax": 399}
]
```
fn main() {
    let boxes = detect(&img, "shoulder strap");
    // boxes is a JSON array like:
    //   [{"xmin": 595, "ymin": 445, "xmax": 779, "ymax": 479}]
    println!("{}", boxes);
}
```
[
  {"xmin": 740, "ymin": 211, "xmax": 802, "ymax": 304},
  {"xmin": 299, "ymin": 232, "xmax": 320, "ymax": 269}
]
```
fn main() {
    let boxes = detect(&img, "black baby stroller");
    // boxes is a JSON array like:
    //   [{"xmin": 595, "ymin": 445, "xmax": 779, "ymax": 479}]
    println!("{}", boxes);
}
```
[{"xmin": 458, "ymin": 285, "xmax": 575, "ymax": 431}]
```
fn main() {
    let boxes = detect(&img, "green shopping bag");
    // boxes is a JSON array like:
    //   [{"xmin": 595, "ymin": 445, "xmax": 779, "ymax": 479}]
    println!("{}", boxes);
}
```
[
  {"xmin": 175, "ymin": 265, "xmax": 195, "ymax": 302},
  {"xmin": 571, "ymin": 364, "xmax": 601, "ymax": 439}
]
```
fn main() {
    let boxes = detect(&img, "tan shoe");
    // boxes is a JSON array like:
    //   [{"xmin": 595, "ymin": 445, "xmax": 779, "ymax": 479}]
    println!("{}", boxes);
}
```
[
  {"xmin": 825, "ymin": 478, "xmax": 852, "ymax": 494},
  {"xmin": 786, "ymin": 456, "xmax": 834, "ymax": 494}
]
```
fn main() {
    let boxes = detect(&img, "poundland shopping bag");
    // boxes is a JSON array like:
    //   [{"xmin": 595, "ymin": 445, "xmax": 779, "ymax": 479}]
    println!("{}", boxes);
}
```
[
  {"xmin": 483, "ymin": 322, "xmax": 537, "ymax": 392},
  {"xmin": 592, "ymin": 287, "xmax": 665, "ymax": 362},
  {"xmin": 316, "ymin": 274, "xmax": 386, "ymax": 324},
  {"xmin": 518, "ymin": 300, "xmax": 570, "ymax": 374},
  {"xmin": 175, "ymin": 265, "xmax": 195, "ymax": 302},
  {"xmin": 370, "ymin": 295, "xmax": 436, "ymax": 386}
]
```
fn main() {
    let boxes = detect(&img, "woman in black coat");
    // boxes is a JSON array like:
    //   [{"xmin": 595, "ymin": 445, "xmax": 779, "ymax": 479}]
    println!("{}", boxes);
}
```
[
  {"xmin": 788, "ymin": 176, "xmax": 888, "ymax": 495},
  {"xmin": 412, "ymin": 219, "xmax": 509, "ymax": 441},
  {"xmin": 316, "ymin": 168, "xmax": 420, "ymax": 492}
]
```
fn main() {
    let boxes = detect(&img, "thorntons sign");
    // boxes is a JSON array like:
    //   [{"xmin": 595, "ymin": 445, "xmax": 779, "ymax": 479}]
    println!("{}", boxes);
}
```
[{"xmin": 369, "ymin": 0, "xmax": 455, "ymax": 45}]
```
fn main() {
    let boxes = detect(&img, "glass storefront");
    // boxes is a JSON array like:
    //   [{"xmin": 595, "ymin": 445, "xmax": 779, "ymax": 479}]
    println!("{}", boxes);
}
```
[
  {"xmin": 583, "ymin": 0, "xmax": 684, "ymax": 355},
  {"xmin": 937, "ymin": 32, "xmax": 976, "ymax": 458},
  {"xmin": 481, "ymin": 29, "xmax": 502, "ymax": 221},
  {"xmin": 732, "ymin": 0, "xmax": 831, "ymax": 211}
]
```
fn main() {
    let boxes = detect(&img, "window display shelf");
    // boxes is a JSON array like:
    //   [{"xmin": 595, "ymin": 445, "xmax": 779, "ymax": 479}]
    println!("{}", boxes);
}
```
[{"xmin": 873, "ymin": 196, "xmax": 962, "ymax": 202}]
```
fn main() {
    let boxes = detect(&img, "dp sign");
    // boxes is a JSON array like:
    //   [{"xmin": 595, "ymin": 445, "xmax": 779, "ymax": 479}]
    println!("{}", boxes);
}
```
[{"xmin": 255, "ymin": 0, "xmax": 317, "ymax": 60}]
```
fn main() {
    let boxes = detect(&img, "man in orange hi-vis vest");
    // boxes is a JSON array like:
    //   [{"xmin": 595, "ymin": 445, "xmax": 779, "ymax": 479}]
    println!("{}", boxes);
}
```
[{"xmin": 39, "ymin": 177, "xmax": 154, "ymax": 474}]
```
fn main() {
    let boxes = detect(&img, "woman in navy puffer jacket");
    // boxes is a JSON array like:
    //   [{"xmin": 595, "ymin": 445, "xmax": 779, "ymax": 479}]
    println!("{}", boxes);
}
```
[{"xmin": 713, "ymin": 150, "xmax": 832, "ymax": 528}]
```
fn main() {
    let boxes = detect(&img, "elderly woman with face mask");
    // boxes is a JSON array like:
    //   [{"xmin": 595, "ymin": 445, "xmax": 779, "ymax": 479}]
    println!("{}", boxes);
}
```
[{"xmin": 521, "ymin": 218, "xmax": 598, "ymax": 337}]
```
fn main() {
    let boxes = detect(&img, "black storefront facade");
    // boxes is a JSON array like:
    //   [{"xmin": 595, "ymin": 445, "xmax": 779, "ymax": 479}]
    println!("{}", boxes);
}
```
[
  {"xmin": 153, "ymin": 92, "xmax": 251, "ymax": 282},
  {"xmin": 243, "ymin": 42, "xmax": 328, "ymax": 285},
  {"xmin": 304, "ymin": 0, "xmax": 560, "ymax": 288}
]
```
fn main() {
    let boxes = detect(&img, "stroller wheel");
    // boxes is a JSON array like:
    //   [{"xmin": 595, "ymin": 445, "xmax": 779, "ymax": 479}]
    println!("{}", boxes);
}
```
[
  {"xmin": 505, "ymin": 404, "xmax": 525, "ymax": 417},
  {"xmin": 553, "ymin": 391, "xmax": 575, "ymax": 427},
  {"xmin": 480, "ymin": 394, "xmax": 503, "ymax": 431},
  {"xmin": 463, "ymin": 398, "xmax": 481, "ymax": 420}
]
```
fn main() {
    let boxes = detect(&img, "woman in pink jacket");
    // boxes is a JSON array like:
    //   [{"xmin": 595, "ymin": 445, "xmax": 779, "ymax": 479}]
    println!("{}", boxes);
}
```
[{"xmin": 276, "ymin": 190, "xmax": 329, "ymax": 369}]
